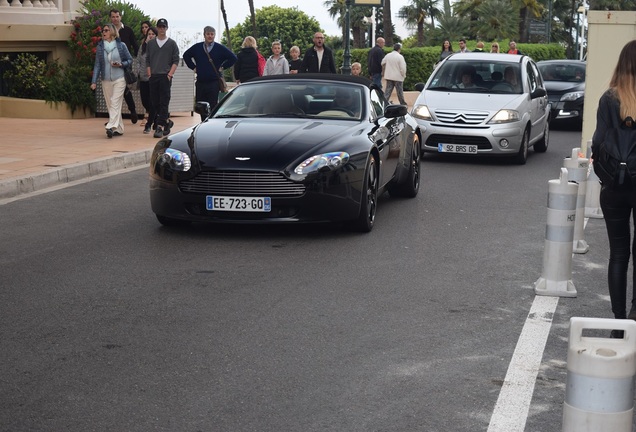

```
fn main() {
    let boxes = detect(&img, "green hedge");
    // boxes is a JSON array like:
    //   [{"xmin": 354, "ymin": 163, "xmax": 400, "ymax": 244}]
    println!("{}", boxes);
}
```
[{"xmin": 334, "ymin": 43, "xmax": 567, "ymax": 91}]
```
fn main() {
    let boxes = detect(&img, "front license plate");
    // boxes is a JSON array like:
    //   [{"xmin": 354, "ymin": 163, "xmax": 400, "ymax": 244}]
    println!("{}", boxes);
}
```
[
  {"xmin": 206, "ymin": 196, "xmax": 271, "ymax": 212},
  {"xmin": 438, "ymin": 143, "xmax": 478, "ymax": 154}
]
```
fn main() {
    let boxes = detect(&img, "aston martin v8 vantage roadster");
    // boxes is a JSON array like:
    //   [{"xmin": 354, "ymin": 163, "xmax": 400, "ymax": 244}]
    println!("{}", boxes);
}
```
[{"xmin": 149, "ymin": 74, "xmax": 421, "ymax": 232}]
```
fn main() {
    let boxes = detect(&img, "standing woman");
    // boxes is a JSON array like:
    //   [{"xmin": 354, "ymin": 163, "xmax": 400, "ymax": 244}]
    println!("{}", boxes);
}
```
[
  {"xmin": 138, "ymin": 26, "xmax": 157, "ymax": 134},
  {"xmin": 439, "ymin": 40, "xmax": 453, "ymax": 62},
  {"xmin": 90, "ymin": 23, "xmax": 132, "ymax": 138},
  {"xmin": 490, "ymin": 42, "xmax": 500, "ymax": 53},
  {"xmin": 592, "ymin": 40, "xmax": 636, "ymax": 336},
  {"xmin": 234, "ymin": 36, "xmax": 260, "ymax": 84}
]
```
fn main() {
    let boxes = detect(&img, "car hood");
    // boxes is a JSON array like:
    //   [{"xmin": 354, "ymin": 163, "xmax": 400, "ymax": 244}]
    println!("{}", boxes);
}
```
[
  {"xmin": 190, "ymin": 118, "xmax": 360, "ymax": 171},
  {"xmin": 419, "ymin": 90, "xmax": 527, "ymax": 113},
  {"xmin": 544, "ymin": 81, "xmax": 585, "ymax": 94}
]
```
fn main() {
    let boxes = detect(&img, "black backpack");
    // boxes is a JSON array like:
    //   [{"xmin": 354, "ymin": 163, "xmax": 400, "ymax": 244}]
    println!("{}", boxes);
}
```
[{"xmin": 594, "ymin": 117, "xmax": 636, "ymax": 191}]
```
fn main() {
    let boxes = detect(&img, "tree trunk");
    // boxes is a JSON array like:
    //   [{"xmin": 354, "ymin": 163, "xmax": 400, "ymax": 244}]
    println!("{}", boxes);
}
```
[
  {"xmin": 248, "ymin": 0, "xmax": 257, "ymax": 37},
  {"xmin": 221, "ymin": 0, "xmax": 233, "ymax": 61},
  {"xmin": 417, "ymin": 20, "xmax": 424, "ymax": 46},
  {"xmin": 383, "ymin": 0, "xmax": 393, "ymax": 45}
]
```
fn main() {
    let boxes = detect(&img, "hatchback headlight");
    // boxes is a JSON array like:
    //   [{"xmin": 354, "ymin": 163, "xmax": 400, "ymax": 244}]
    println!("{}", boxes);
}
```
[
  {"xmin": 560, "ymin": 91, "xmax": 584, "ymax": 101},
  {"xmin": 158, "ymin": 148, "xmax": 191, "ymax": 171},
  {"xmin": 412, "ymin": 105, "xmax": 433, "ymax": 121},
  {"xmin": 489, "ymin": 110, "xmax": 520, "ymax": 124},
  {"xmin": 294, "ymin": 152, "xmax": 349, "ymax": 175}
]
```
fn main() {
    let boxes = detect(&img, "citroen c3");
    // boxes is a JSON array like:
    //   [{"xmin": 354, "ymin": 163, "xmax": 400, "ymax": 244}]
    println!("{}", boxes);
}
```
[{"xmin": 411, "ymin": 53, "xmax": 550, "ymax": 164}]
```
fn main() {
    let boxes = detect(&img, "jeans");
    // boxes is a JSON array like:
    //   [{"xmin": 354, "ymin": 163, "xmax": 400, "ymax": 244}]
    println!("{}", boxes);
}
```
[
  {"xmin": 149, "ymin": 74, "xmax": 172, "ymax": 128},
  {"xmin": 600, "ymin": 186, "xmax": 636, "ymax": 318},
  {"xmin": 370, "ymin": 73, "xmax": 382, "ymax": 91}
]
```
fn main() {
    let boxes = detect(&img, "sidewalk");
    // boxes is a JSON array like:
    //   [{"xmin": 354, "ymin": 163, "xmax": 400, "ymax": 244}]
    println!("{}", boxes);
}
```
[{"xmin": 0, "ymin": 90, "xmax": 420, "ymax": 200}]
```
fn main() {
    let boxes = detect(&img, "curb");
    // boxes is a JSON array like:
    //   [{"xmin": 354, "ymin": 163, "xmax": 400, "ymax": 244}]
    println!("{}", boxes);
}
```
[{"xmin": 0, "ymin": 149, "xmax": 153, "ymax": 200}]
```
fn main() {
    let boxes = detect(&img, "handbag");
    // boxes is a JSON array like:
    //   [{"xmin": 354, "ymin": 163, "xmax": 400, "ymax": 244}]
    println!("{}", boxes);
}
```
[
  {"xmin": 204, "ymin": 46, "xmax": 228, "ymax": 92},
  {"xmin": 124, "ymin": 66, "xmax": 137, "ymax": 85}
]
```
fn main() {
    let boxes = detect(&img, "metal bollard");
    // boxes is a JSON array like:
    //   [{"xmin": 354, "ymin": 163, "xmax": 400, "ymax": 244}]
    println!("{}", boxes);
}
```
[
  {"xmin": 535, "ymin": 168, "xmax": 578, "ymax": 297},
  {"xmin": 585, "ymin": 163, "xmax": 604, "ymax": 218},
  {"xmin": 563, "ymin": 148, "xmax": 590, "ymax": 254},
  {"xmin": 563, "ymin": 317, "xmax": 636, "ymax": 432}
]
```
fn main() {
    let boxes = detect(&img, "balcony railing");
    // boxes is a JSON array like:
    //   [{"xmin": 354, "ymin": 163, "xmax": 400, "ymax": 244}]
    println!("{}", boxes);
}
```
[{"xmin": 0, "ymin": 0, "xmax": 60, "ymax": 7}]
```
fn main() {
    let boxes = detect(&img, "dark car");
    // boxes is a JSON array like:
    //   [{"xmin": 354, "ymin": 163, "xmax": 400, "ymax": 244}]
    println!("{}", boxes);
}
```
[
  {"xmin": 149, "ymin": 74, "xmax": 421, "ymax": 232},
  {"xmin": 537, "ymin": 60, "xmax": 585, "ymax": 127}
]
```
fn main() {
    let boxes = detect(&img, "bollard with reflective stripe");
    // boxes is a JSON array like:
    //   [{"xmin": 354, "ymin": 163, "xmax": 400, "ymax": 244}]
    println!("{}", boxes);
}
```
[
  {"xmin": 563, "ymin": 317, "xmax": 636, "ymax": 432},
  {"xmin": 535, "ymin": 168, "xmax": 578, "ymax": 297},
  {"xmin": 563, "ymin": 147, "xmax": 590, "ymax": 254}
]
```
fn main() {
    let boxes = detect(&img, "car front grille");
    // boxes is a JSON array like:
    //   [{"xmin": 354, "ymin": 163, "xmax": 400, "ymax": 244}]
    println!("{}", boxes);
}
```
[
  {"xmin": 434, "ymin": 109, "xmax": 489, "ymax": 125},
  {"xmin": 426, "ymin": 134, "xmax": 492, "ymax": 150},
  {"xmin": 179, "ymin": 171, "xmax": 305, "ymax": 197}
]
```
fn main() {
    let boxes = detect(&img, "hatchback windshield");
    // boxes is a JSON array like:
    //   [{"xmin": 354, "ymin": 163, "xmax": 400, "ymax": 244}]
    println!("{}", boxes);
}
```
[
  {"xmin": 213, "ymin": 82, "xmax": 364, "ymax": 120},
  {"xmin": 428, "ymin": 60, "xmax": 523, "ymax": 94}
]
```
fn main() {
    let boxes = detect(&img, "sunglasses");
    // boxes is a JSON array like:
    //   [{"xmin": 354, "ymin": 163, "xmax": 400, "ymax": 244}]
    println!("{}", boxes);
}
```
[{"xmin": 102, "ymin": 28, "xmax": 110, "ymax": 33}]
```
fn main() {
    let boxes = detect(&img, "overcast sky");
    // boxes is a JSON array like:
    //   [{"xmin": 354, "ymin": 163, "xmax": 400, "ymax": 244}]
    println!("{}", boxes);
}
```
[{"xmin": 130, "ymin": 0, "xmax": 413, "ymax": 42}]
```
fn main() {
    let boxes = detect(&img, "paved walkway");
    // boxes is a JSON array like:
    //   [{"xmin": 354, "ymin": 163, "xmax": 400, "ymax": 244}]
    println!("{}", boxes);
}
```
[{"xmin": 0, "ymin": 90, "xmax": 420, "ymax": 200}]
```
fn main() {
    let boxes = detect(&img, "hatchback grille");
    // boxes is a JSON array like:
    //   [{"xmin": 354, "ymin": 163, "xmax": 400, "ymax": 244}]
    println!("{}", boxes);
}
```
[
  {"xmin": 434, "ymin": 109, "xmax": 489, "ymax": 125},
  {"xmin": 179, "ymin": 171, "xmax": 305, "ymax": 197},
  {"xmin": 426, "ymin": 134, "xmax": 492, "ymax": 150}
]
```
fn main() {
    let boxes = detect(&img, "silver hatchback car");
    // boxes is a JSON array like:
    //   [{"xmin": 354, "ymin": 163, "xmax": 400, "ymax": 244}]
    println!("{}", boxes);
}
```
[{"xmin": 412, "ymin": 53, "xmax": 550, "ymax": 164}]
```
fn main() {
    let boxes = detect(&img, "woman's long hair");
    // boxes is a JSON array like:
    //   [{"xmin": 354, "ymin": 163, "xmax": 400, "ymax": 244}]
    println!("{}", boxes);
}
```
[{"xmin": 610, "ymin": 40, "xmax": 636, "ymax": 120}]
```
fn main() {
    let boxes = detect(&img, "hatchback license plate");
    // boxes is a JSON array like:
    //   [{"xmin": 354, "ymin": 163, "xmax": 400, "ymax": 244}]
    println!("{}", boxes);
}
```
[
  {"xmin": 206, "ymin": 196, "xmax": 271, "ymax": 212},
  {"xmin": 438, "ymin": 144, "xmax": 478, "ymax": 154}
]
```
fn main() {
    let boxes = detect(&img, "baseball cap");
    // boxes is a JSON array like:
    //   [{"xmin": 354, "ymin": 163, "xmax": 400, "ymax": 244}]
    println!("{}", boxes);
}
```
[{"xmin": 157, "ymin": 18, "xmax": 168, "ymax": 27}]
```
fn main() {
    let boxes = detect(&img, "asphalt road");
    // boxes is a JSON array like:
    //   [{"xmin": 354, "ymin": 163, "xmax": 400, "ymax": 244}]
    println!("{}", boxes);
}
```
[{"xmin": 0, "ymin": 126, "xmax": 618, "ymax": 431}]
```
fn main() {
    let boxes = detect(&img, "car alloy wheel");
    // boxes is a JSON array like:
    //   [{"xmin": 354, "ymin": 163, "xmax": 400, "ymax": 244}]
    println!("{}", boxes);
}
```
[{"xmin": 349, "ymin": 154, "xmax": 378, "ymax": 232}]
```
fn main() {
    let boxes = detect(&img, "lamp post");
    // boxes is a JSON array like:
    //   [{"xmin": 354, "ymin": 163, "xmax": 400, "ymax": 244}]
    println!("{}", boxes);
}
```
[
  {"xmin": 578, "ymin": 5, "xmax": 586, "ymax": 60},
  {"xmin": 342, "ymin": 0, "xmax": 353, "ymax": 75},
  {"xmin": 574, "ymin": 6, "xmax": 580, "ymax": 60}
]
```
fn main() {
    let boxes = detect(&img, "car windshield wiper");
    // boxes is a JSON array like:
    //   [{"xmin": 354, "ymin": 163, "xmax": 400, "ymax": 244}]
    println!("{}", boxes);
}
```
[
  {"xmin": 428, "ymin": 86, "xmax": 454, "ymax": 91},
  {"xmin": 259, "ymin": 113, "xmax": 307, "ymax": 118},
  {"xmin": 214, "ymin": 114, "xmax": 252, "ymax": 118}
]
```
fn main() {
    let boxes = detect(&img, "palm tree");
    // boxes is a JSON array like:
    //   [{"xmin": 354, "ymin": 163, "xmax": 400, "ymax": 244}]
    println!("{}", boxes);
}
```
[
  {"xmin": 324, "ymin": 0, "xmax": 372, "ymax": 48},
  {"xmin": 398, "ymin": 1, "xmax": 427, "ymax": 46},
  {"xmin": 220, "ymin": 0, "xmax": 233, "ymax": 52},
  {"xmin": 383, "ymin": 0, "xmax": 394, "ymax": 45},
  {"xmin": 433, "ymin": 15, "xmax": 471, "ymax": 44},
  {"xmin": 515, "ymin": 0, "xmax": 543, "ymax": 42},
  {"xmin": 474, "ymin": 0, "xmax": 519, "ymax": 41}
]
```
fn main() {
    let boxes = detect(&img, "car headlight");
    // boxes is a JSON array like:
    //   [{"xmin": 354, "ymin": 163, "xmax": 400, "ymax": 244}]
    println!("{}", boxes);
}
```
[
  {"xmin": 560, "ymin": 91, "xmax": 584, "ymax": 101},
  {"xmin": 158, "ymin": 148, "xmax": 192, "ymax": 171},
  {"xmin": 294, "ymin": 152, "xmax": 349, "ymax": 175},
  {"xmin": 412, "ymin": 105, "xmax": 433, "ymax": 121},
  {"xmin": 489, "ymin": 110, "xmax": 520, "ymax": 124}
]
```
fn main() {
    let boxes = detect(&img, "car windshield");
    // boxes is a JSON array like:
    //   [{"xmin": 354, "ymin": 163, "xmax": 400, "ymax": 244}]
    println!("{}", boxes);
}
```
[
  {"xmin": 428, "ymin": 60, "xmax": 523, "ymax": 94},
  {"xmin": 538, "ymin": 63, "xmax": 585, "ymax": 82},
  {"xmin": 213, "ymin": 82, "xmax": 364, "ymax": 121}
]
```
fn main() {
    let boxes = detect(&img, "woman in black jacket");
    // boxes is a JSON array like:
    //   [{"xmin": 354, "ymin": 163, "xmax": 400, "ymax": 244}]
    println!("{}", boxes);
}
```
[
  {"xmin": 234, "ymin": 36, "xmax": 260, "ymax": 84},
  {"xmin": 592, "ymin": 40, "xmax": 636, "ymax": 335}
]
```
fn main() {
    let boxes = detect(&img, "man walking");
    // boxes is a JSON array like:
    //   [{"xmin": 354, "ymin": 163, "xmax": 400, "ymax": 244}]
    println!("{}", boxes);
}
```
[
  {"xmin": 367, "ymin": 37, "xmax": 385, "ymax": 90},
  {"xmin": 381, "ymin": 43, "xmax": 407, "ymax": 105},
  {"xmin": 110, "ymin": 9, "xmax": 139, "ymax": 124},
  {"xmin": 183, "ymin": 26, "xmax": 237, "ymax": 120},
  {"xmin": 299, "ymin": 32, "xmax": 336, "ymax": 74},
  {"xmin": 146, "ymin": 18, "xmax": 179, "ymax": 138}
]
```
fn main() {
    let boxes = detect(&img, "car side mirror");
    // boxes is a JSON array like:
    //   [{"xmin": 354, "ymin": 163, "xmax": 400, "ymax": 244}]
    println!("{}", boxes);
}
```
[
  {"xmin": 194, "ymin": 101, "xmax": 211, "ymax": 119},
  {"xmin": 414, "ymin": 82, "xmax": 425, "ymax": 92},
  {"xmin": 531, "ymin": 88, "xmax": 547, "ymax": 99},
  {"xmin": 384, "ymin": 104, "xmax": 408, "ymax": 118}
]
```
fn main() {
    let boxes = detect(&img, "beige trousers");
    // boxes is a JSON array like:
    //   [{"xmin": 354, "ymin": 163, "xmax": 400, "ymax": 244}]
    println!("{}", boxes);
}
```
[{"xmin": 102, "ymin": 77, "xmax": 127, "ymax": 134}]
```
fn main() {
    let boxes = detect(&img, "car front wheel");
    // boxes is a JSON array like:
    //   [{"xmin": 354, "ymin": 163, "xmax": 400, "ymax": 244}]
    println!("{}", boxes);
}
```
[
  {"xmin": 513, "ymin": 128, "xmax": 529, "ymax": 165},
  {"xmin": 348, "ymin": 154, "xmax": 378, "ymax": 232}
]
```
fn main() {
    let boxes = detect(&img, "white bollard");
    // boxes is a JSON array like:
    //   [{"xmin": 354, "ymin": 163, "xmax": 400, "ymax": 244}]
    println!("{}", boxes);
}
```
[
  {"xmin": 535, "ymin": 168, "xmax": 578, "ymax": 297},
  {"xmin": 585, "ymin": 163, "xmax": 604, "ymax": 218},
  {"xmin": 563, "ymin": 148, "xmax": 590, "ymax": 254},
  {"xmin": 563, "ymin": 317, "xmax": 636, "ymax": 432}
]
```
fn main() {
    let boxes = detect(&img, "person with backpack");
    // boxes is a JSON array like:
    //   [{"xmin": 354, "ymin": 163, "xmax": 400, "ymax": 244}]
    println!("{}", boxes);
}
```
[{"xmin": 592, "ymin": 39, "xmax": 636, "ymax": 336}]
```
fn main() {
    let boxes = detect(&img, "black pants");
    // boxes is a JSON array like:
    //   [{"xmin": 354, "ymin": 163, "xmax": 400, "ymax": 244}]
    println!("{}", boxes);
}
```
[
  {"xmin": 123, "ymin": 86, "xmax": 137, "ymax": 116},
  {"xmin": 139, "ymin": 81, "xmax": 152, "ymax": 126},
  {"xmin": 196, "ymin": 79, "xmax": 220, "ymax": 121},
  {"xmin": 600, "ymin": 186, "xmax": 636, "ymax": 318},
  {"xmin": 149, "ymin": 74, "xmax": 172, "ymax": 128}
]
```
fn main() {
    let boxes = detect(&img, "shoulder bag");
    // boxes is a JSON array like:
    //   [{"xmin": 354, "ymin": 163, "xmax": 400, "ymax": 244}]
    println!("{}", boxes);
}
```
[{"xmin": 204, "ymin": 45, "xmax": 228, "ymax": 93}]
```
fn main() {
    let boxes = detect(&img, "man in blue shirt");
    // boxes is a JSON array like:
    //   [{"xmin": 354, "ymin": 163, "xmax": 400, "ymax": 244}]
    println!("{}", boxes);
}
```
[{"xmin": 183, "ymin": 26, "xmax": 237, "ymax": 120}]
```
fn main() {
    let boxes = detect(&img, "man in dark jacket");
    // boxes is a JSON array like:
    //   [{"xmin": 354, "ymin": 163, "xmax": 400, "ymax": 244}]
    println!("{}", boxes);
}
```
[
  {"xmin": 183, "ymin": 26, "xmax": 237, "ymax": 119},
  {"xmin": 299, "ymin": 32, "xmax": 336, "ymax": 74},
  {"xmin": 368, "ymin": 37, "xmax": 385, "ymax": 90},
  {"xmin": 110, "ymin": 9, "xmax": 139, "ymax": 124}
]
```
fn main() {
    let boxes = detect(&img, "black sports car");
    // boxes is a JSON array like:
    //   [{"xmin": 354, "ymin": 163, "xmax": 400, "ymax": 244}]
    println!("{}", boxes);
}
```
[
  {"xmin": 149, "ymin": 74, "xmax": 421, "ymax": 232},
  {"xmin": 537, "ymin": 60, "xmax": 586, "ymax": 127}
]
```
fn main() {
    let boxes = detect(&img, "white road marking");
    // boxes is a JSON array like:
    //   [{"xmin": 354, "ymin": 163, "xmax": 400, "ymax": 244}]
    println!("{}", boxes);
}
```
[{"xmin": 487, "ymin": 295, "xmax": 560, "ymax": 432}]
